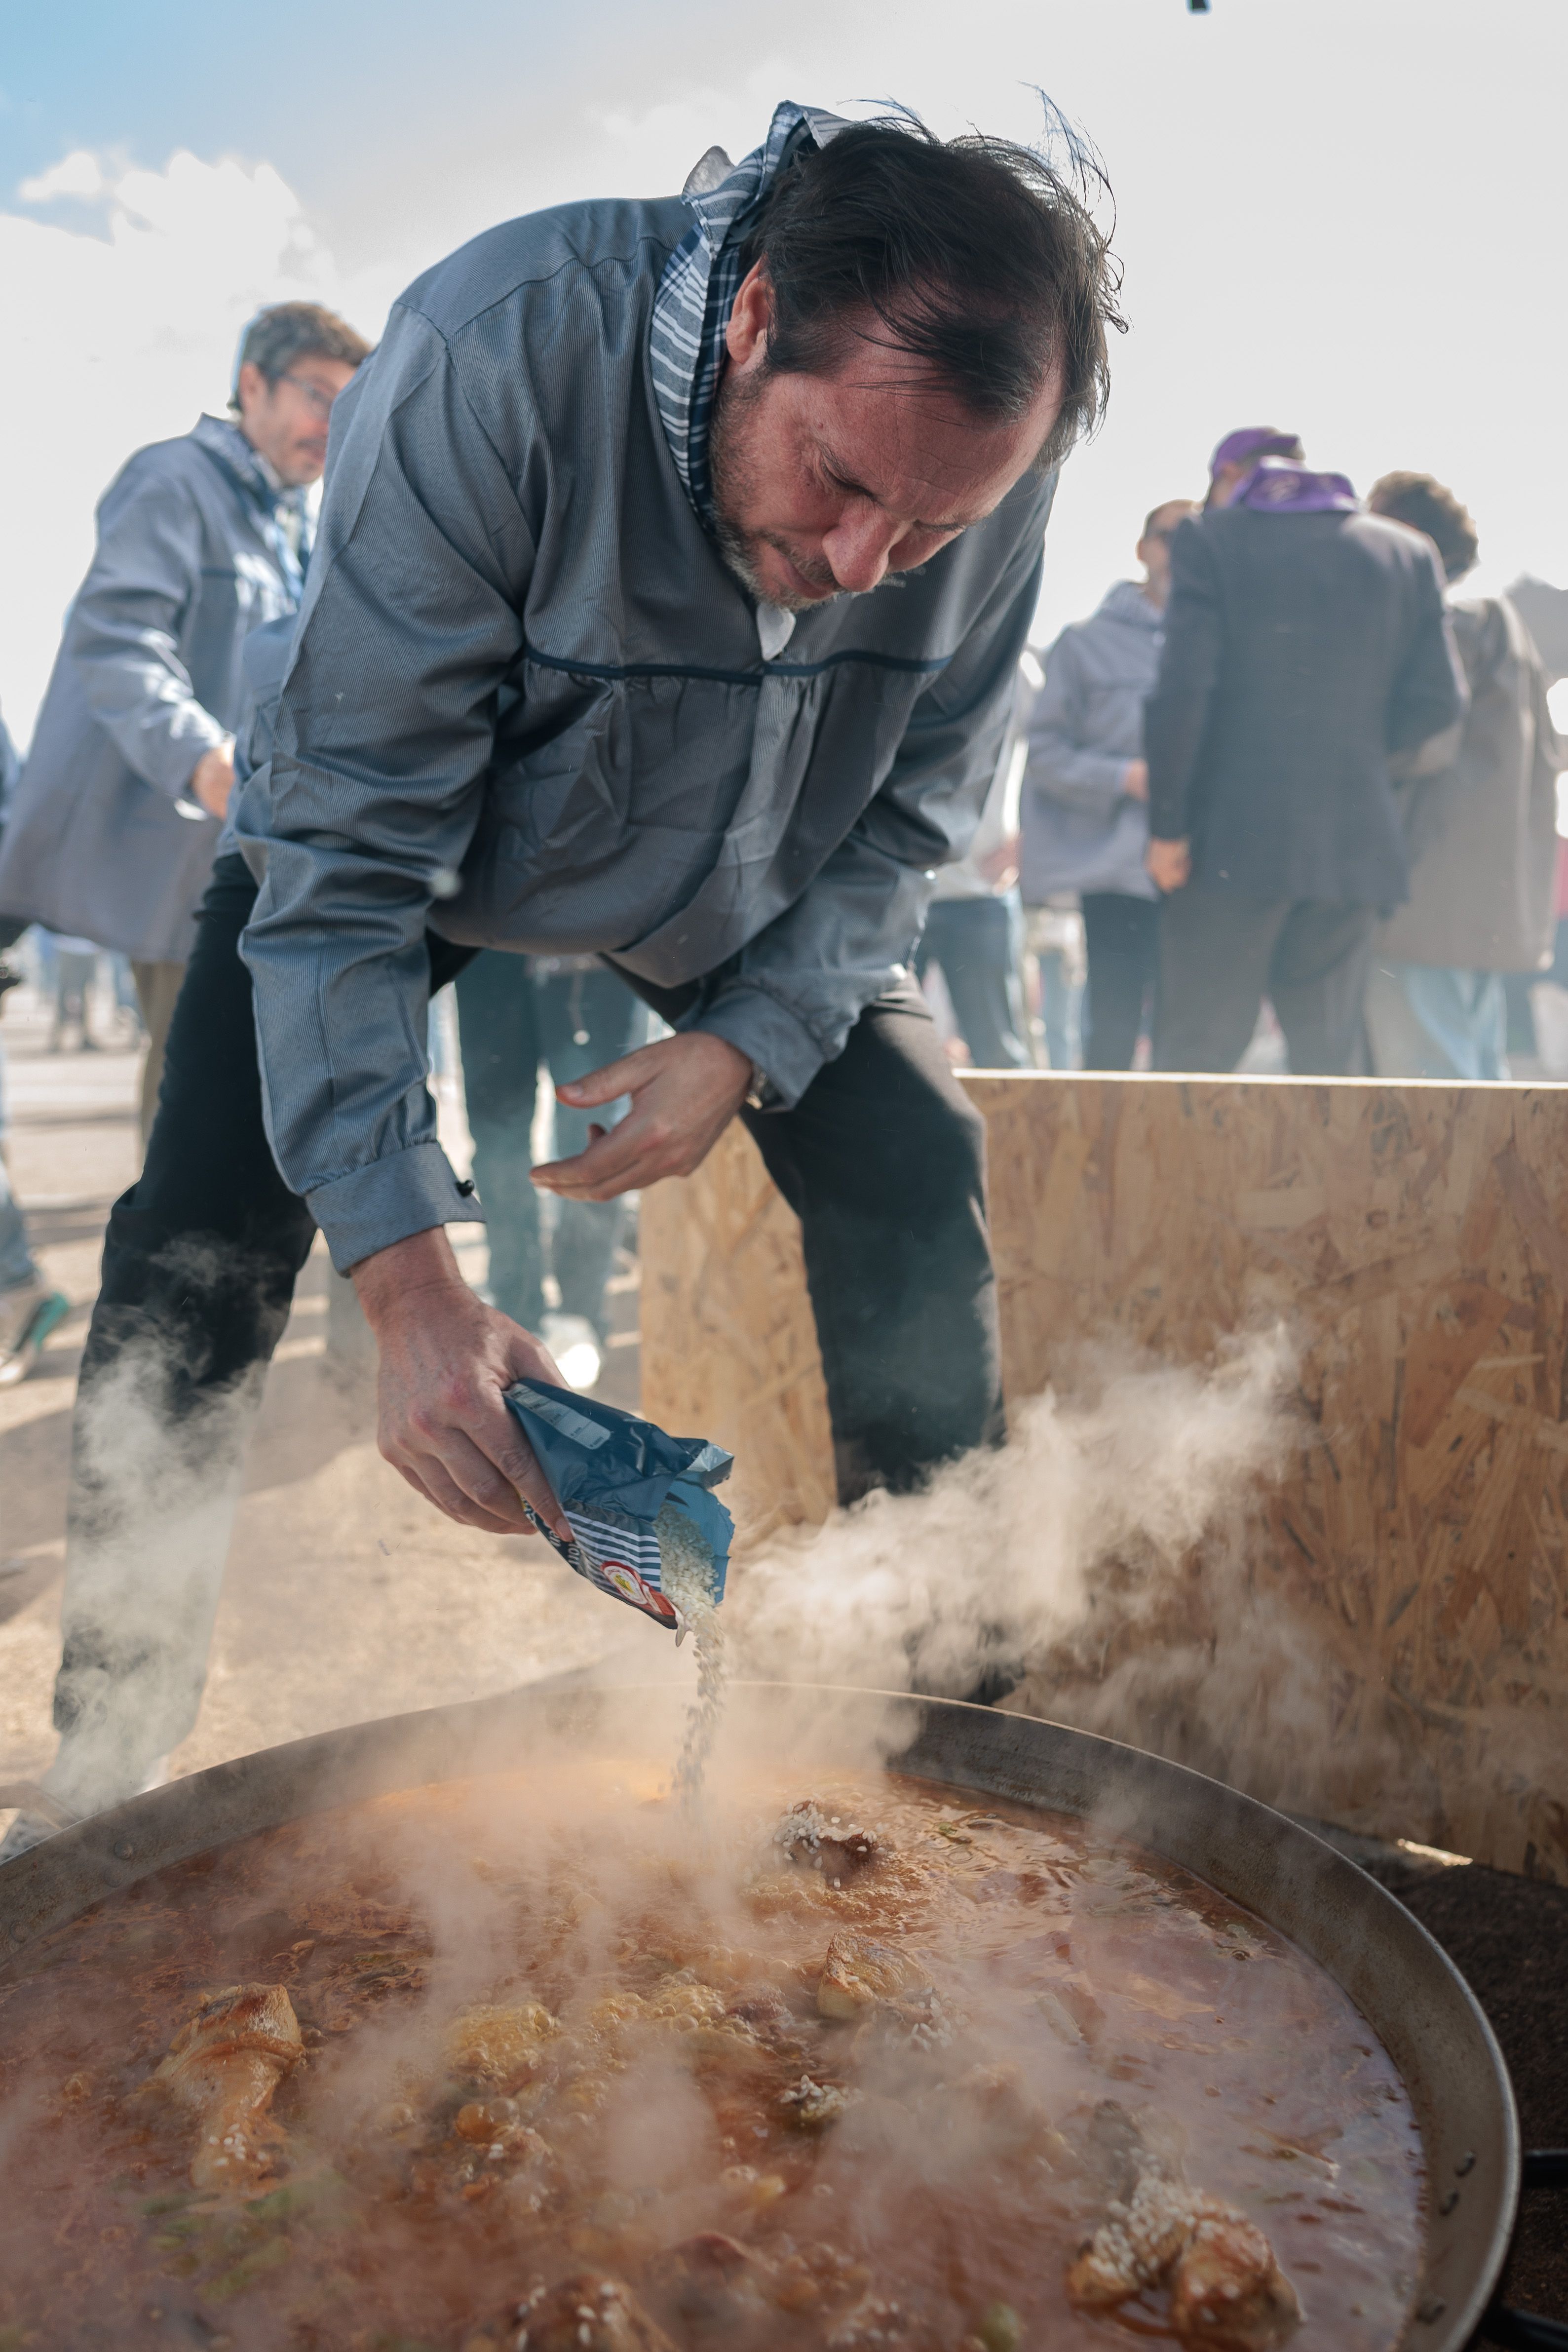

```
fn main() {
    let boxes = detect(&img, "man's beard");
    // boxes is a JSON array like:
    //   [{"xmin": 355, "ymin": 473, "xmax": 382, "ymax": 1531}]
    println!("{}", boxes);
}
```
[{"xmin": 708, "ymin": 367, "xmax": 846, "ymax": 614}]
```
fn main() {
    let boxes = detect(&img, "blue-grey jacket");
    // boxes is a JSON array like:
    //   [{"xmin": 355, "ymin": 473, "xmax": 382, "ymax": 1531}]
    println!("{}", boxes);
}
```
[
  {"xmin": 0, "ymin": 417, "xmax": 304, "ymax": 963},
  {"xmin": 1018, "ymin": 579, "xmax": 1160, "ymax": 904},
  {"xmin": 235, "ymin": 193, "xmax": 1051, "ymax": 1272}
]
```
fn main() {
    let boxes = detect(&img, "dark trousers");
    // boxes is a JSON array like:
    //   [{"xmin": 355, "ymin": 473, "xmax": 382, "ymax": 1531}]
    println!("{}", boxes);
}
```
[
  {"xmin": 1153, "ymin": 883, "xmax": 1375, "ymax": 1075},
  {"xmin": 54, "ymin": 859, "xmax": 1001, "ymax": 1781},
  {"xmin": 913, "ymin": 894, "xmax": 1032, "ymax": 1071},
  {"xmin": 615, "ymin": 964, "xmax": 1003, "ymax": 1504},
  {"xmin": 1079, "ymin": 892, "xmax": 1159, "ymax": 1071},
  {"xmin": 454, "ymin": 954, "xmax": 644, "ymax": 1335}
]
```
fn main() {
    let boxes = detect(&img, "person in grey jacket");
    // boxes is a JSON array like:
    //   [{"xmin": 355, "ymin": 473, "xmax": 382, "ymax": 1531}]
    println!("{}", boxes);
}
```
[
  {"xmin": 4, "ymin": 105, "xmax": 1122, "ymax": 1849},
  {"xmin": 1363, "ymin": 471, "xmax": 1565, "ymax": 1079},
  {"xmin": 1019, "ymin": 499, "xmax": 1193, "ymax": 1066},
  {"xmin": 0, "ymin": 302, "xmax": 369, "ymax": 1140}
]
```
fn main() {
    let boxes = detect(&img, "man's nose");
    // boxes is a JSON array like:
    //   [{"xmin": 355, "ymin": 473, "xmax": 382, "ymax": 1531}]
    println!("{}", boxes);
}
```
[{"xmin": 822, "ymin": 504, "xmax": 899, "ymax": 594}]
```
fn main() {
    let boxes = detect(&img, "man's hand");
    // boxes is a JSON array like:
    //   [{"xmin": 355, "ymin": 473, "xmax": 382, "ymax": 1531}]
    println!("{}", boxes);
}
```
[
  {"xmin": 535, "ymin": 1030, "xmax": 753, "ymax": 1202},
  {"xmin": 1145, "ymin": 836, "xmax": 1191, "ymax": 892},
  {"xmin": 1121, "ymin": 758, "xmax": 1149, "ymax": 803},
  {"xmin": 352, "ymin": 1227, "xmax": 573, "ymax": 1538},
  {"xmin": 191, "ymin": 743, "xmax": 236, "ymax": 820}
]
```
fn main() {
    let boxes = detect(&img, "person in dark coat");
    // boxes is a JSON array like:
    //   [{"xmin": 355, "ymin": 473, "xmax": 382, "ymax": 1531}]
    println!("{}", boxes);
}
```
[
  {"xmin": 1145, "ymin": 452, "xmax": 1467, "ymax": 1074},
  {"xmin": 1362, "ymin": 472, "xmax": 1564, "ymax": 1079}
]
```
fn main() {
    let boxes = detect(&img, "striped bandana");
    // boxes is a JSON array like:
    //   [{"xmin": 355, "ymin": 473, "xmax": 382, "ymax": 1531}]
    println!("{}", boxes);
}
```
[{"xmin": 650, "ymin": 100, "xmax": 849, "ymax": 533}]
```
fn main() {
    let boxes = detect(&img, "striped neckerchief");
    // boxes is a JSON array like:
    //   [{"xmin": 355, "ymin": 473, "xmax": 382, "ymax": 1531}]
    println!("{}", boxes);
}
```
[{"xmin": 650, "ymin": 100, "xmax": 848, "ymax": 536}]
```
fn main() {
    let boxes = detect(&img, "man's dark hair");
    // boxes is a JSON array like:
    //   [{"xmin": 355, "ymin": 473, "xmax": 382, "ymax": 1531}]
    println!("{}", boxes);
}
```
[
  {"xmin": 741, "ymin": 116, "xmax": 1124, "ymax": 472},
  {"xmin": 1367, "ymin": 470, "xmax": 1479, "ymax": 583},
  {"xmin": 230, "ymin": 301, "xmax": 371, "ymax": 411}
]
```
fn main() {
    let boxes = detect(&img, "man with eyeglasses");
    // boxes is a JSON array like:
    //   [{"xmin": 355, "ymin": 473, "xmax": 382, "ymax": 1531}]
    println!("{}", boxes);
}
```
[{"xmin": 0, "ymin": 301, "xmax": 369, "ymax": 1142}]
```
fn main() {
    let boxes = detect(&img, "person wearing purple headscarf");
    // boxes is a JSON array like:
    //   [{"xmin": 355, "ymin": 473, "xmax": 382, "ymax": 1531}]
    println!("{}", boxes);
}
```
[
  {"xmin": 1143, "ymin": 445, "xmax": 1467, "ymax": 1075},
  {"xmin": 1204, "ymin": 425, "xmax": 1303, "ymax": 510}
]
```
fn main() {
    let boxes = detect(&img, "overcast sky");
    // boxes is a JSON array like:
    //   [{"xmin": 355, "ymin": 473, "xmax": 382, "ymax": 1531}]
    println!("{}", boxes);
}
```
[{"xmin": 1, "ymin": 0, "xmax": 1565, "ymax": 743}]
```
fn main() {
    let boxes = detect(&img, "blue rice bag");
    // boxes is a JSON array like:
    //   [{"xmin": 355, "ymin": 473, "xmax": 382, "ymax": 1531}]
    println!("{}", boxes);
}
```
[{"xmin": 504, "ymin": 1379, "xmax": 733, "ymax": 1630}]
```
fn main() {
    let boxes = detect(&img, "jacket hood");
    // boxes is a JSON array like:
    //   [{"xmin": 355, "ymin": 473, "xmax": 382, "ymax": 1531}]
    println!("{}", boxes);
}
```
[{"xmin": 1097, "ymin": 578, "xmax": 1164, "ymax": 631}]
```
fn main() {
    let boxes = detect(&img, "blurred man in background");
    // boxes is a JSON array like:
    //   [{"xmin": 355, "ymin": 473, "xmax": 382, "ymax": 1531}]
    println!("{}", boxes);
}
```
[
  {"xmin": 454, "ymin": 953, "xmax": 647, "ymax": 1388},
  {"xmin": 1019, "ymin": 497, "xmax": 1193, "ymax": 1068},
  {"xmin": 0, "ymin": 705, "xmax": 69, "ymax": 1384},
  {"xmin": 0, "ymin": 301, "xmax": 369, "ymax": 1142},
  {"xmin": 1362, "ymin": 471, "xmax": 1563, "ymax": 1079},
  {"xmin": 1146, "ymin": 441, "xmax": 1466, "ymax": 1074},
  {"xmin": 913, "ymin": 742, "xmax": 1033, "ymax": 1071}
]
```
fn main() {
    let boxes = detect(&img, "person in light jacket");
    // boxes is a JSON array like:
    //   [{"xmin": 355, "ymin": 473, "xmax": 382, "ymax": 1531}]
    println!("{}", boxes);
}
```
[
  {"xmin": 3, "ymin": 106, "xmax": 1124, "ymax": 1854},
  {"xmin": 1362, "ymin": 472, "xmax": 1565, "ymax": 1079},
  {"xmin": 0, "ymin": 302, "xmax": 369, "ymax": 1139},
  {"xmin": 1018, "ymin": 500, "xmax": 1193, "ymax": 1066}
]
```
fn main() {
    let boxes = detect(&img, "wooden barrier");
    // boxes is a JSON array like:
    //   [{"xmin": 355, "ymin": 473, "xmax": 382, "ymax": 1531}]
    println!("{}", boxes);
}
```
[{"xmin": 641, "ymin": 1073, "xmax": 1568, "ymax": 1879}]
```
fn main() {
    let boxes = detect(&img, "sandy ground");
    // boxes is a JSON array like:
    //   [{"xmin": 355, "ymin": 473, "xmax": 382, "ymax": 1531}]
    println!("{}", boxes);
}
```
[{"xmin": 0, "ymin": 980, "xmax": 669, "ymax": 1825}]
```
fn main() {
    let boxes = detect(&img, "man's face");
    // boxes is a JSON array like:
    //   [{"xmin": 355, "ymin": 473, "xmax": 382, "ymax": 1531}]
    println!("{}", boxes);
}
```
[
  {"xmin": 709, "ymin": 263, "xmax": 1065, "ymax": 613},
  {"xmin": 236, "ymin": 353, "xmax": 357, "ymax": 487},
  {"xmin": 1135, "ymin": 500, "xmax": 1196, "ymax": 605}
]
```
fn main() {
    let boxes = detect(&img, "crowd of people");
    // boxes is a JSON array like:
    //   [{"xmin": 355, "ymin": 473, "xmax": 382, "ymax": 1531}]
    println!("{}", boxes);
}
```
[
  {"xmin": 2, "ymin": 332, "xmax": 1565, "ymax": 1401},
  {"xmin": 923, "ymin": 424, "xmax": 1565, "ymax": 1084}
]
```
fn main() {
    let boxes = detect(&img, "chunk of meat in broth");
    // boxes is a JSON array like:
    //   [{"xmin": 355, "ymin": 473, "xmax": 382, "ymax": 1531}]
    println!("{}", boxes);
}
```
[
  {"xmin": 514, "ymin": 2273, "xmax": 677, "ymax": 2352},
  {"xmin": 646, "ymin": 2232, "xmax": 775, "ymax": 2332},
  {"xmin": 816, "ymin": 1930, "xmax": 931, "ymax": 2019},
  {"xmin": 774, "ymin": 1800, "xmax": 883, "ymax": 1886},
  {"xmin": 1066, "ymin": 2103, "xmax": 1300, "ymax": 2350},
  {"xmin": 141, "ymin": 1983, "xmax": 304, "ymax": 2196}
]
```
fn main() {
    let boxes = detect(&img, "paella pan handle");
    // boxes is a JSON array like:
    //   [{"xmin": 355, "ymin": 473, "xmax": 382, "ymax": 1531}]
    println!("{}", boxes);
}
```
[
  {"xmin": 1481, "ymin": 2158, "xmax": 1568, "ymax": 2352},
  {"xmin": 0, "ymin": 1781, "xmax": 81, "ymax": 1833},
  {"xmin": 1476, "ymin": 2152, "xmax": 1568, "ymax": 2351}
]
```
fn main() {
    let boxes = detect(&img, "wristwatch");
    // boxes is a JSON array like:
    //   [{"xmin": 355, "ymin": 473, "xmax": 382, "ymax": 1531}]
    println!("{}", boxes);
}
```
[{"xmin": 746, "ymin": 1061, "xmax": 781, "ymax": 1112}]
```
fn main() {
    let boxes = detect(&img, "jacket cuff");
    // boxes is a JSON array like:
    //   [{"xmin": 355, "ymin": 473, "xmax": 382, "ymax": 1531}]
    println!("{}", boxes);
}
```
[
  {"xmin": 686, "ymin": 986, "xmax": 828, "ymax": 1110},
  {"xmin": 305, "ymin": 1138, "xmax": 483, "ymax": 1273}
]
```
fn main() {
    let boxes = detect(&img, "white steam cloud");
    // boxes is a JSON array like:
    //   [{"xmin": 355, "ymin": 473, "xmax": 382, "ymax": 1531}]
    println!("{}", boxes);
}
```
[{"xmin": 730, "ymin": 1326, "xmax": 1297, "ymax": 1714}]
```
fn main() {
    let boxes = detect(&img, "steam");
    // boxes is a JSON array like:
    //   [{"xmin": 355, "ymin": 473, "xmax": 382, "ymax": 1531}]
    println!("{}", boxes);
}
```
[
  {"xmin": 727, "ymin": 1326, "xmax": 1298, "ymax": 1715},
  {"xmin": 42, "ymin": 1295, "xmax": 268, "ymax": 1820}
]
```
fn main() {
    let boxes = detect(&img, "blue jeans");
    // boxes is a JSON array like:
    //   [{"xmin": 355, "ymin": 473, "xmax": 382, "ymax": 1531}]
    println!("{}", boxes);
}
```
[
  {"xmin": 1364, "ymin": 961, "xmax": 1507, "ymax": 1081},
  {"xmin": 0, "ymin": 1044, "xmax": 40, "ymax": 1291},
  {"xmin": 453, "ymin": 954, "xmax": 645, "ymax": 1334}
]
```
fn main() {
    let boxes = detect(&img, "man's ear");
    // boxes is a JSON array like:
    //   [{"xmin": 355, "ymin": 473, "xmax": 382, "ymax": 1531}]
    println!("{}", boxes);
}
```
[
  {"xmin": 235, "ymin": 359, "xmax": 268, "ymax": 421},
  {"xmin": 725, "ymin": 262, "xmax": 774, "ymax": 370}
]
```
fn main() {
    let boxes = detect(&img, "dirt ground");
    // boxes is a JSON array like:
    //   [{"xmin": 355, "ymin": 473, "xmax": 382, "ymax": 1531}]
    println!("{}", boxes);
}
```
[{"xmin": 0, "ymin": 980, "xmax": 664, "ymax": 1825}]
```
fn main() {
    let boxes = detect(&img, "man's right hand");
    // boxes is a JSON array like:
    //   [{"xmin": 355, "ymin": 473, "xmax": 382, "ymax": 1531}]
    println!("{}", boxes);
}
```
[
  {"xmin": 352, "ymin": 1227, "xmax": 574, "ymax": 1539},
  {"xmin": 1145, "ymin": 836, "xmax": 1191, "ymax": 892},
  {"xmin": 191, "ymin": 743, "xmax": 236, "ymax": 820}
]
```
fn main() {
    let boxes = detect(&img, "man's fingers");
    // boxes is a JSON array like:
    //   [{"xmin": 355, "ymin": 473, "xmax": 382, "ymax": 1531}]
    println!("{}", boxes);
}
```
[
  {"xmin": 386, "ymin": 1450, "xmax": 519, "ymax": 1534},
  {"xmin": 435, "ymin": 1400, "xmax": 572, "ymax": 1540},
  {"xmin": 534, "ymin": 1118, "xmax": 660, "ymax": 1199},
  {"xmin": 554, "ymin": 1041, "xmax": 661, "ymax": 1109}
]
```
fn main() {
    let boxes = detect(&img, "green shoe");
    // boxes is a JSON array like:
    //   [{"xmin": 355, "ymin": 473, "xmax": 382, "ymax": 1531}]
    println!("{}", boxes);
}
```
[{"xmin": 0, "ymin": 1285, "xmax": 69, "ymax": 1387}]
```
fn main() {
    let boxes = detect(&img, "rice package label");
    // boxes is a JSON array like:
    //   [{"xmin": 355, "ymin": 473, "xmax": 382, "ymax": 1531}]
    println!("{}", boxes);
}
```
[{"xmin": 504, "ymin": 1379, "xmax": 734, "ymax": 1631}]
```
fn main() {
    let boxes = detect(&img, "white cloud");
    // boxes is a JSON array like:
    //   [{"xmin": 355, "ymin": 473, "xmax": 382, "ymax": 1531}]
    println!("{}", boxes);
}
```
[
  {"xmin": 0, "ymin": 149, "xmax": 395, "ymax": 747},
  {"xmin": 18, "ymin": 149, "xmax": 105, "ymax": 203}
]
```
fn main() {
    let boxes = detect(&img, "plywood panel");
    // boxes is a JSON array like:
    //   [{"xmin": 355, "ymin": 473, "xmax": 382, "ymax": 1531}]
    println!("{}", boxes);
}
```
[{"xmin": 640, "ymin": 1076, "xmax": 1568, "ymax": 1879}]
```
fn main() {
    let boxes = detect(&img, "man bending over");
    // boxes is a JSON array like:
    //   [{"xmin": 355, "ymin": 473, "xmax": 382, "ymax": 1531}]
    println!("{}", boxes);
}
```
[{"xmin": 8, "ymin": 104, "xmax": 1120, "ymax": 1852}]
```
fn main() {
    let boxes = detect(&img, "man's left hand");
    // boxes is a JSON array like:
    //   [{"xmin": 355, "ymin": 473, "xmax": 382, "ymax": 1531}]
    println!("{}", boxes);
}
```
[
  {"xmin": 535, "ymin": 1030, "xmax": 754, "ymax": 1201},
  {"xmin": 1146, "ymin": 836, "xmax": 1192, "ymax": 893}
]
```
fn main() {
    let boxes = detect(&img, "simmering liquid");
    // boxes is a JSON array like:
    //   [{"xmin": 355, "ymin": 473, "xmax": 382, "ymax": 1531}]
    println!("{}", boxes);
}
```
[{"xmin": 0, "ymin": 1767, "xmax": 1424, "ymax": 2350}]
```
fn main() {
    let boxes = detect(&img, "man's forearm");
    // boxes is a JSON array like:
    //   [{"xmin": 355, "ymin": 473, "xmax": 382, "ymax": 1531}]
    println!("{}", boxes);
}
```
[{"xmin": 351, "ymin": 1224, "xmax": 466, "ymax": 1324}]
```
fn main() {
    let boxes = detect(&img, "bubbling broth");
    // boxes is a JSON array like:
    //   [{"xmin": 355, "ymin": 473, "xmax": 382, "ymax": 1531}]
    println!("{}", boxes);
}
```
[{"xmin": 0, "ymin": 1765, "xmax": 1424, "ymax": 2352}]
